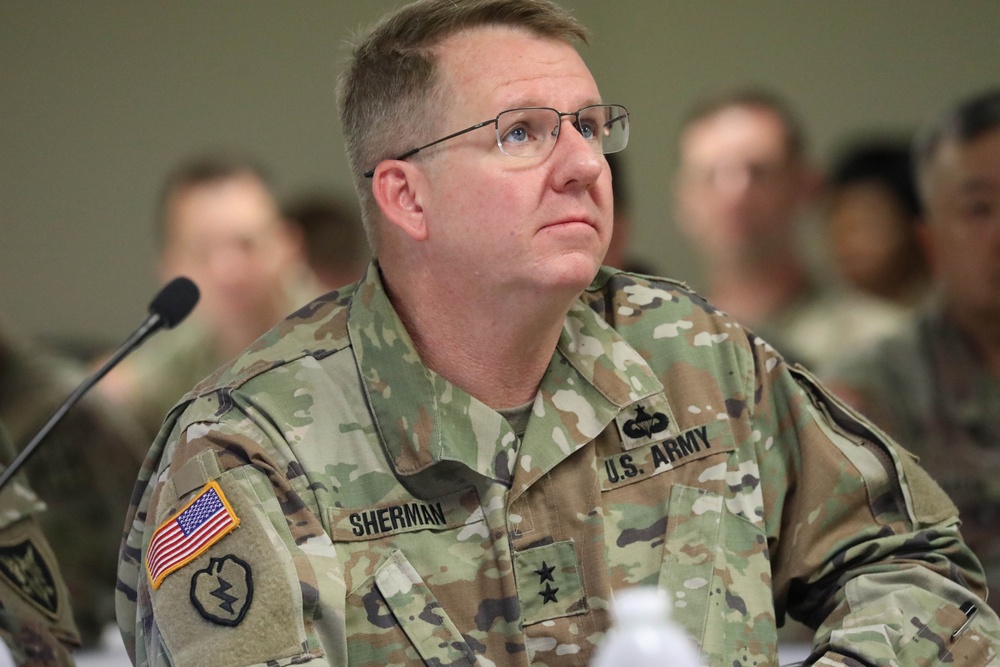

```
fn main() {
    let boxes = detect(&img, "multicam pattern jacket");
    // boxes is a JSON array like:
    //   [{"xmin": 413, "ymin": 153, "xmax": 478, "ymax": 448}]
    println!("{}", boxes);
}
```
[
  {"xmin": 117, "ymin": 264, "xmax": 1000, "ymax": 667},
  {"xmin": 823, "ymin": 303, "xmax": 1000, "ymax": 617}
]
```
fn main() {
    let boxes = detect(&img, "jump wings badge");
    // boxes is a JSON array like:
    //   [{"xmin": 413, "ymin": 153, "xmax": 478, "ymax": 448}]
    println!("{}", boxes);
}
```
[{"xmin": 622, "ymin": 405, "xmax": 669, "ymax": 439}]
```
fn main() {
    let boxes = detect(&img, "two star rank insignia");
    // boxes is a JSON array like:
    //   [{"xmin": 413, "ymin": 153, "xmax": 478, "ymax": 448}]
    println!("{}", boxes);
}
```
[
  {"xmin": 534, "ymin": 561, "xmax": 559, "ymax": 604},
  {"xmin": 515, "ymin": 541, "xmax": 585, "ymax": 624}
]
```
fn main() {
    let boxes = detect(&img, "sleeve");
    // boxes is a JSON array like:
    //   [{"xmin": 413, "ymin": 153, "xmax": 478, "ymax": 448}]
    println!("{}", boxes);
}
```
[
  {"xmin": 756, "ymin": 355, "xmax": 1000, "ymax": 666},
  {"xmin": 117, "ymin": 399, "xmax": 347, "ymax": 667},
  {"xmin": 0, "ymin": 424, "xmax": 80, "ymax": 666}
]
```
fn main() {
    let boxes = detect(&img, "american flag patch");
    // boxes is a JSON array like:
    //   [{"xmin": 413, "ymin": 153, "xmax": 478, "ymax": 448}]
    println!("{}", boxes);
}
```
[{"xmin": 146, "ymin": 481, "xmax": 239, "ymax": 590}]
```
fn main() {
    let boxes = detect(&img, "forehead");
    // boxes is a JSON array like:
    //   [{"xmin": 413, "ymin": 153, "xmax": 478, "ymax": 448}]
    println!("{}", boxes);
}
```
[
  {"xmin": 167, "ymin": 175, "xmax": 278, "ymax": 239},
  {"xmin": 681, "ymin": 106, "xmax": 790, "ymax": 165},
  {"xmin": 933, "ymin": 126, "xmax": 1000, "ymax": 182},
  {"xmin": 434, "ymin": 26, "xmax": 599, "ymax": 113}
]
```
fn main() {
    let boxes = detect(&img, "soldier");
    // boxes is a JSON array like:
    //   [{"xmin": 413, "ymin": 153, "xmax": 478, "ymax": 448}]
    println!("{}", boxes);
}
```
[
  {"xmin": 0, "ymin": 323, "xmax": 145, "ymax": 648},
  {"xmin": 0, "ymin": 421, "xmax": 79, "ymax": 666},
  {"xmin": 825, "ymin": 88, "xmax": 1000, "ymax": 614},
  {"xmin": 97, "ymin": 155, "xmax": 315, "ymax": 441},
  {"xmin": 117, "ymin": 1, "xmax": 1000, "ymax": 665},
  {"xmin": 673, "ymin": 90, "xmax": 905, "ymax": 367}
]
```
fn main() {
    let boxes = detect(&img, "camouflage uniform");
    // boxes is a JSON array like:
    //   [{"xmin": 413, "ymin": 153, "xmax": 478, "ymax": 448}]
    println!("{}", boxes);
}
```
[
  {"xmin": 114, "ymin": 318, "xmax": 230, "ymax": 442},
  {"xmin": 118, "ymin": 280, "xmax": 324, "ymax": 442},
  {"xmin": 823, "ymin": 302, "xmax": 1000, "ymax": 615},
  {"xmin": 0, "ymin": 422, "xmax": 79, "ymax": 666},
  {"xmin": 752, "ymin": 281, "xmax": 906, "ymax": 370},
  {"xmin": 117, "ymin": 263, "xmax": 999, "ymax": 666},
  {"xmin": 0, "ymin": 325, "xmax": 146, "ymax": 646}
]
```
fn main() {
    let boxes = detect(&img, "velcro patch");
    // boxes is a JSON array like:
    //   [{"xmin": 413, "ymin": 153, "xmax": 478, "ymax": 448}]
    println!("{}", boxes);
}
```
[
  {"xmin": 190, "ymin": 554, "xmax": 253, "ymax": 626},
  {"xmin": 513, "ymin": 540, "xmax": 586, "ymax": 625},
  {"xmin": 0, "ymin": 538, "xmax": 61, "ymax": 619},
  {"xmin": 614, "ymin": 395, "xmax": 679, "ymax": 451},
  {"xmin": 146, "ymin": 481, "xmax": 240, "ymax": 589}
]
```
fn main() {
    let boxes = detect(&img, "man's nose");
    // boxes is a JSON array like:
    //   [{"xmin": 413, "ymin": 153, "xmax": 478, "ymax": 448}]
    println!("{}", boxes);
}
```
[
  {"xmin": 710, "ymin": 163, "xmax": 753, "ymax": 195},
  {"xmin": 550, "ymin": 116, "xmax": 603, "ymax": 187}
]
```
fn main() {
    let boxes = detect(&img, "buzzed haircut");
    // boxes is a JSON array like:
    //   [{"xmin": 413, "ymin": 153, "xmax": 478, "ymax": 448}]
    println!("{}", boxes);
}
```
[
  {"xmin": 913, "ymin": 87, "xmax": 1000, "ymax": 202},
  {"xmin": 678, "ymin": 88, "xmax": 807, "ymax": 160},
  {"xmin": 337, "ymin": 0, "xmax": 589, "ymax": 250},
  {"xmin": 155, "ymin": 154, "xmax": 275, "ymax": 248}
]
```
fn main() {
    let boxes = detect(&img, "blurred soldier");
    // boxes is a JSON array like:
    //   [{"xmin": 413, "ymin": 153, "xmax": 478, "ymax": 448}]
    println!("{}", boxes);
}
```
[
  {"xmin": 602, "ymin": 153, "xmax": 654, "ymax": 274},
  {"xmin": 826, "ymin": 139, "xmax": 930, "ymax": 307},
  {"xmin": 674, "ymin": 89, "xmax": 904, "ymax": 366},
  {"xmin": 825, "ymin": 88, "xmax": 1000, "ymax": 612},
  {"xmin": 0, "ymin": 420, "xmax": 79, "ymax": 666},
  {"xmin": 283, "ymin": 192, "xmax": 370, "ymax": 292},
  {"xmin": 0, "ymin": 322, "xmax": 144, "ymax": 647},
  {"xmin": 98, "ymin": 155, "xmax": 315, "ymax": 440}
]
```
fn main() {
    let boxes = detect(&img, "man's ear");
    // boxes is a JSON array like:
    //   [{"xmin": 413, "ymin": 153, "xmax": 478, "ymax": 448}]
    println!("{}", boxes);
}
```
[{"xmin": 371, "ymin": 161, "xmax": 428, "ymax": 242}]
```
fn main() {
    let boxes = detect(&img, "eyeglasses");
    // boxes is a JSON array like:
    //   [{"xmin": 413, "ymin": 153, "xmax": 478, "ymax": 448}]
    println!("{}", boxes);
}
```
[{"xmin": 363, "ymin": 104, "xmax": 629, "ymax": 178}]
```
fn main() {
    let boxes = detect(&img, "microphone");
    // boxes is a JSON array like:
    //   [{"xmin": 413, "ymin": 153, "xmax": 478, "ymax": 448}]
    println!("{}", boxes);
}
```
[{"xmin": 0, "ymin": 277, "xmax": 200, "ymax": 491}]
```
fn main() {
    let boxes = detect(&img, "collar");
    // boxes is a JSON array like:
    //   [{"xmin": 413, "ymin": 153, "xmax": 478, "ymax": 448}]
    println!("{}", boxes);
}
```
[{"xmin": 348, "ymin": 263, "xmax": 664, "ymax": 493}]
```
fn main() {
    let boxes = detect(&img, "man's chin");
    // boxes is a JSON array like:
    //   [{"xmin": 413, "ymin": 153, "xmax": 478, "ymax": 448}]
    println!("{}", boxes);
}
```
[{"xmin": 537, "ymin": 253, "xmax": 603, "ymax": 293}]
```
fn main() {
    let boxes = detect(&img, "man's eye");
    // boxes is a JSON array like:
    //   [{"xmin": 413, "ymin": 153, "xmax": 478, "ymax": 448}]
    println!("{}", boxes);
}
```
[
  {"xmin": 502, "ymin": 125, "xmax": 531, "ymax": 144},
  {"xmin": 576, "ymin": 120, "xmax": 598, "ymax": 140}
]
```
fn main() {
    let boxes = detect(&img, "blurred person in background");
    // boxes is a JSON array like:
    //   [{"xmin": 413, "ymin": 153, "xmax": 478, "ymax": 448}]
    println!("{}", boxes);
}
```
[
  {"xmin": 824, "ymin": 88, "xmax": 1000, "ymax": 612},
  {"xmin": 0, "ymin": 320, "xmax": 144, "ymax": 648},
  {"xmin": 97, "ymin": 155, "xmax": 316, "ymax": 440},
  {"xmin": 673, "ymin": 89, "xmax": 903, "ymax": 367},
  {"xmin": 602, "ymin": 153, "xmax": 654, "ymax": 275},
  {"xmin": 825, "ymin": 139, "xmax": 930, "ymax": 307},
  {"xmin": 0, "ymin": 419, "xmax": 80, "ymax": 666},
  {"xmin": 283, "ymin": 192, "xmax": 370, "ymax": 292}
]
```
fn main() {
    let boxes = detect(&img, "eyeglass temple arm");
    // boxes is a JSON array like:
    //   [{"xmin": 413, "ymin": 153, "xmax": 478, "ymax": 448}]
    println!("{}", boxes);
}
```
[{"xmin": 363, "ymin": 119, "xmax": 495, "ymax": 178}]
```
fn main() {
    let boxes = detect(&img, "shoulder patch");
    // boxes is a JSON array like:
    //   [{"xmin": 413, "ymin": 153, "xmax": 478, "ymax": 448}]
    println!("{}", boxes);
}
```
[
  {"xmin": 0, "ymin": 538, "xmax": 61, "ymax": 619},
  {"xmin": 190, "ymin": 554, "xmax": 253, "ymax": 626},
  {"xmin": 146, "ymin": 481, "xmax": 240, "ymax": 589}
]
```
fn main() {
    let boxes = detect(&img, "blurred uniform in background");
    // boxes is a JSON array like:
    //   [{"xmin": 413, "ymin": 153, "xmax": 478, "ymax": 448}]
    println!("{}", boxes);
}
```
[
  {"xmin": 98, "ymin": 155, "xmax": 318, "ymax": 441},
  {"xmin": 0, "ymin": 419, "xmax": 79, "ymax": 666},
  {"xmin": 0, "ymin": 322, "xmax": 144, "ymax": 647},
  {"xmin": 673, "ymin": 89, "xmax": 904, "ymax": 367},
  {"xmin": 824, "ymin": 88, "xmax": 1000, "ymax": 613}
]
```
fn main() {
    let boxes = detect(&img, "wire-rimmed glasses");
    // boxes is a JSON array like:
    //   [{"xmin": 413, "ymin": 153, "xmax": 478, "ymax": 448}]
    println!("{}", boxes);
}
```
[{"xmin": 363, "ymin": 104, "xmax": 629, "ymax": 177}]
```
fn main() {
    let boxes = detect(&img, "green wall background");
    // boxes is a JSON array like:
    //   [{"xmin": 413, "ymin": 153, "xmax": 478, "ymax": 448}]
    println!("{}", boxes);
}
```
[{"xmin": 2, "ymin": 1, "xmax": 998, "ymax": 346}]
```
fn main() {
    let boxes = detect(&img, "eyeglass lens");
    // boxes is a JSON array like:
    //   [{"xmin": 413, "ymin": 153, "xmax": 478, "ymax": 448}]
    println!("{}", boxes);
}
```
[{"xmin": 495, "ymin": 105, "xmax": 628, "ymax": 158}]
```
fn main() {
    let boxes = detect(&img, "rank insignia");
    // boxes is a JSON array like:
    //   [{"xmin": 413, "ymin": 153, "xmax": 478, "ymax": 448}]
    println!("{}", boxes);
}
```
[
  {"xmin": 190, "ymin": 554, "xmax": 253, "ymax": 626},
  {"xmin": 0, "ymin": 539, "xmax": 60, "ymax": 619},
  {"xmin": 146, "ymin": 481, "xmax": 239, "ymax": 589},
  {"xmin": 514, "ymin": 541, "xmax": 586, "ymax": 624}
]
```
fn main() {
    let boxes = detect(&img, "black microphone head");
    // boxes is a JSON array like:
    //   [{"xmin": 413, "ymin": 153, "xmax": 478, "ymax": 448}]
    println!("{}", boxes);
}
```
[{"xmin": 149, "ymin": 277, "xmax": 200, "ymax": 328}]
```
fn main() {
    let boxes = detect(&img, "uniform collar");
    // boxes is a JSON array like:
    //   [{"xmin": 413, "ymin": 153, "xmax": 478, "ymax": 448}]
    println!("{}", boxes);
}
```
[{"xmin": 348, "ymin": 262, "xmax": 663, "ymax": 489}]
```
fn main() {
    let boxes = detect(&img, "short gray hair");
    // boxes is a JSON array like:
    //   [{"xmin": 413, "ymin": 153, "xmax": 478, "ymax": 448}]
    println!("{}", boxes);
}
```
[{"xmin": 337, "ymin": 0, "xmax": 588, "ymax": 252}]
